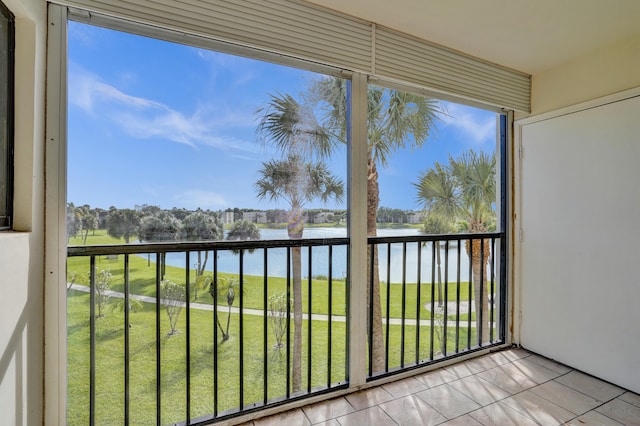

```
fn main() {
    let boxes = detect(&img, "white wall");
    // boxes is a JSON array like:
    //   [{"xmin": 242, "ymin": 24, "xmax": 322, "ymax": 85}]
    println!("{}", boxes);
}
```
[
  {"xmin": 516, "ymin": 91, "xmax": 640, "ymax": 393},
  {"xmin": 532, "ymin": 33, "xmax": 640, "ymax": 115},
  {"xmin": 0, "ymin": 0, "xmax": 46, "ymax": 424}
]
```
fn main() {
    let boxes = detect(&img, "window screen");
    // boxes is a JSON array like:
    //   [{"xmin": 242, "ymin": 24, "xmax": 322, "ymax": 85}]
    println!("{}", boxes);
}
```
[{"xmin": 0, "ymin": 0, "xmax": 13, "ymax": 230}]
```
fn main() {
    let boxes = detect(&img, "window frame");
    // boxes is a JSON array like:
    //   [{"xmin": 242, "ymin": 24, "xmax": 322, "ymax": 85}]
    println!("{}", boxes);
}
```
[
  {"xmin": 46, "ymin": 4, "xmax": 514, "ymax": 423},
  {"xmin": 0, "ymin": 0, "xmax": 14, "ymax": 230}
]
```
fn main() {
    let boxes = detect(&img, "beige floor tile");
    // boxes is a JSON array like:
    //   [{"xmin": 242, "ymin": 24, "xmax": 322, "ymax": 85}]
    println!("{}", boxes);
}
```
[
  {"xmin": 530, "ymin": 380, "xmax": 600, "ymax": 415},
  {"xmin": 445, "ymin": 362, "xmax": 477, "ymax": 379},
  {"xmin": 477, "ymin": 365, "xmax": 538, "ymax": 394},
  {"xmin": 501, "ymin": 390, "xmax": 575, "ymax": 425},
  {"xmin": 462, "ymin": 354, "xmax": 500, "ymax": 373},
  {"xmin": 415, "ymin": 368, "xmax": 458, "ymax": 388},
  {"xmin": 437, "ymin": 414, "xmax": 483, "ymax": 425},
  {"xmin": 344, "ymin": 386, "xmax": 394, "ymax": 411},
  {"xmin": 468, "ymin": 402, "xmax": 539, "ymax": 426},
  {"xmin": 234, "ymin": 350, "xmax": 639, "ymax": 426},
  {"xmin": 504, "ymin": 357, "xmax": 562, "ymax": 383},
  {"xmin": 595, "ymin": 398, "xmax": 640, "ymax": 426},
  {"xmin": 312, "ymin": 420, "xmax": 340, "ymax": 426},
  {"xmin": 302, "ymin": 397, "xmax": 354, "ymax": 424},
  {"xmin": 415, "ymin": 384, "xmax": 481, "ymax": 419},
  {"xmin": 382, "ymin": 376, "xmax": 428, "ymax": 398},
  {"xmin": 447, "ymin": 375, "xmax": 510, "ymax": 406},
  {"xmin": 252, "ymin": 408, "xmax": 310, "ymax": 426},
  {"xmin": 488, "ymin": 348, "xmax": 530, "ymax": 365},
  {"xmin": 564, "ymin": 410, "xmax": 624, "ymax": 426},
  {"xmin": 555, "ymin": 371, "xmax": 625, "ymax": 402},
  {"xmin": 335, "ymin": 406, "xmax": 396, "ymax": 426},
  {"xmin": 525, "ymin": 353, "xmax": 572, "ymax": 375},
  {"xmin": 619, "ymin": 391, "xmax": 640, "ymax": 408},
  {"xmin": 379, "ymin": 394, "xmax": 447, "ymax": 426}
]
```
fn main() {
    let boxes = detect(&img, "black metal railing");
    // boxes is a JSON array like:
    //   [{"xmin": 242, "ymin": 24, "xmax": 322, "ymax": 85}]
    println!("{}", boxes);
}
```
[
  {"xmin": 366, "ymin": 232, "xmax": 506, "ymax": 380},
  {"xmin": 67, "ymin": 238, "xmax": 349, "ymax": 425},
  {"xmin": 67, "ymin": 232, "xmax": 506, "ymax": 424}
]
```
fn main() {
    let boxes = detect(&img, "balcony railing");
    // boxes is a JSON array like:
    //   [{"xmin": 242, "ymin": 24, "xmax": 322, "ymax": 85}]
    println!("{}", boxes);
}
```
[
  {"xmin": 67, "ymin": 232, "xmax": 505, "ymax": 425},
  {"xmin": 367, "ymin": 232, "xmax": 506, "ymax": 381}
]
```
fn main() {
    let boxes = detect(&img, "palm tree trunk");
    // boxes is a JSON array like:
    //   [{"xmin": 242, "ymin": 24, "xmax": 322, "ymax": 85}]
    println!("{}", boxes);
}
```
[
  {"xmin": 200, "ymin": 250, "xmax": 209, "ymax": 275},
  {"xmin": 367, "ymin": 159, "xmax": 385, "ymax": 374},
  {"xmin": 466, "ymin": 231, "xmax": 491, "ymax": 345},
  {"xmin": 288, "ymin": 205, "xmax": 304, "ymax": 392},
  {"xmin": 436, "ymin": 241, "xmax": 443, "ymax": 307},
  {"xmin": 291, "ymin": 246, "xmax": 303, "ymax": 392},
  {"xmin": 225, "ymin": 304, "xmax": 232, "ymax": 340}
]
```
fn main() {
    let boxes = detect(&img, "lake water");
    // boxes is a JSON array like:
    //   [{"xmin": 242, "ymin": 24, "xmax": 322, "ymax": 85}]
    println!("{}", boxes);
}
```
[{"xmin": 156, "ymin": 228, "xmax": 473, "ymax": 283}]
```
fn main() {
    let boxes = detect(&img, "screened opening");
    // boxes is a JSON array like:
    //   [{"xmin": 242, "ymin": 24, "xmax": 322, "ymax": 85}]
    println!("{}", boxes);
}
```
[
  {"xmin": 66, "ymin": 21, "xmax": 349, "ymax": 424},
  {"xmin": 63, "ymin": 11, "xmax": 508, "ymax": 425},
  {"xmin": 359, "ymin": 82, "xmax": 506, "ymax": 377},
  {"xmin": 0, "ymin": 0, "xmax": 13, "ymax": 230}
]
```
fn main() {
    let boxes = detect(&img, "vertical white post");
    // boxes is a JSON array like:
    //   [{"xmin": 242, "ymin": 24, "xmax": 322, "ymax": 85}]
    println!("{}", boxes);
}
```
[
  {"xmin": 44, "ymin": 4, "xmax": 67, "ymax": 424},
  {"xmin": 348, "ymin": 72, "xmax": 368, "ymax": 388}
]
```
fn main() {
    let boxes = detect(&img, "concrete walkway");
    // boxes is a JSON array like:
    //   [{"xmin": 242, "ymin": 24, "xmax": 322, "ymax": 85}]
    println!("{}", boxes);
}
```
[{"xmin": 69, "ymin": 284, "xmax": 486, "ymax": 328}]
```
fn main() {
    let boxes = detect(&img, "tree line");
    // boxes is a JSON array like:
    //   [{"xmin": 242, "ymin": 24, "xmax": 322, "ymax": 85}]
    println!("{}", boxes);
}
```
[{"xmin": 66, "ymin": 204, "xmax": 262, "ymax": 246}]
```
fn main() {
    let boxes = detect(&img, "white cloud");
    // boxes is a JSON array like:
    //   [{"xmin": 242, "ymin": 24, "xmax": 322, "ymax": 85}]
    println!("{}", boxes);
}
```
[
  {"xmin": 68, "ymin": 22, "xmax": 98, "ymax": 47},
  {"xmin": 439, "ymin": 102, "xmax": 496, "ymax": 146},
  {"xmin": 68, "ymin": 64, "xmax": 259, "ymax": 153}
]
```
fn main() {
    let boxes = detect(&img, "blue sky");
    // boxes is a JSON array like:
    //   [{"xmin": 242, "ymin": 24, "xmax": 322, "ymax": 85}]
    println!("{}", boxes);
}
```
[{"xmin": 67, "ymin": 21, "xmax": 497, "ymax": 212}]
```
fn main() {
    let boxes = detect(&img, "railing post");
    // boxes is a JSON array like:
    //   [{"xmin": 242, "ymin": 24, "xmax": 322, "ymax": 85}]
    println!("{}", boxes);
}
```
[{"xmin": 348, "ymin": 72, "xmax": 368, "ymax": 387}]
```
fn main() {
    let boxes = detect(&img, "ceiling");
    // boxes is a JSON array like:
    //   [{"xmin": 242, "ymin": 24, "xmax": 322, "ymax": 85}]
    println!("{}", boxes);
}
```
[{"xmin": 305, "ymin": 0, "xmax": 640, "ymax": 75}]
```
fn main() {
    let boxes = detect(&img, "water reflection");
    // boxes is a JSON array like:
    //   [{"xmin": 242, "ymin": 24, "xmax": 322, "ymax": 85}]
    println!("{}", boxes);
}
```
[{"xmin": 155, "ymin": 228, "xmax": 476, "ymax": 283}]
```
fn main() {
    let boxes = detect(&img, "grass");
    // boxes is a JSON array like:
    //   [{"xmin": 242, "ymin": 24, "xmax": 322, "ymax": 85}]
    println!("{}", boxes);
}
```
[
  {"xmin": 67, "ymin": 287, "xmax": 486, "ymax": 425},
  {"xmin": 66, "ymin": 230, "xmax": 496, "ymax": 424},
  {"xmin": 67, "ymin": 231, "xmax": 480, "ymax": 320},
  {"xmin": 67, "ymin": 289, "xmax": 349, "ymax": 425}
]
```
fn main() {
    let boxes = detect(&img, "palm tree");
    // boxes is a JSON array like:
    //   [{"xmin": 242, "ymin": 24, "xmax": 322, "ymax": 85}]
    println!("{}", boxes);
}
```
[
  {"xmin": 208, "ymin": 277, "xmax": 241, "ymax": 342},
  {"xmin": 421, "ymin": 212, "xmax": 455, "ymax": 307},
  {"xmin": 311, "ymin": 79, "xmax": 441, "ymax": 373},
  {"xmin": 255, "ymin": 155, "xmax": 343, "ymax": 392},
  {"xmin": 415, "ymin": 149, "xmax": 496, "ymax": 343}
]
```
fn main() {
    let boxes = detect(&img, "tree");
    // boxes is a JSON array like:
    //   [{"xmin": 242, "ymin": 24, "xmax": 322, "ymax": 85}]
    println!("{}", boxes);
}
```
[
  {"xmin": 66, "ymin": 202, "xmax": 81, "ymax": 242},
  {"xmin": 255, "ymin": 156, "xmax": 343, "ymax": 391},
  {"xmin": 415, "ymin": 162, "xmax": 458, "ymax": 309},
  {"xmin": 140, "ymin": 211, "xmax": 182, "ymax": 280},
  {"xmin": 182, "ymin": 211, "xmax": 224, "ymax": 298},
  {"xmin": 207, "ymin": 276, "xmax": 242, "ymax": 342},
  {"xmin": 268, "ymin": 292, "xmax": 290, "ymax": 355},
  {"xmin": 421, "ymin": 212, "xmax": 455, "ymax": 308},
  {"xmin": 226, "ymin": 219, "xmax": 260, "ymax": 241},
  {"xmin": 311, "ymin": 78, "xmax": 441, "ymax": 373},
  {"xmin": 415, "ymin": 150, "xmax": 496, "ymax": 343},
  {"xmin": 95, "ymin": 269, "xmax": 112, "ymax": 318},
  {"xmin": 161, "ymin": 280, "xmax": 185, "ymax": 336},
  {"xmin": 256, "ymin": 93, "xmax": 345, "ymax": 391},
  {"xmin": 106, "ymin": 208, "xmax": 141, "ymax": 244},
  {"xmin": 76, "ymin": 205, "xmax": 99, "ymax": 244},
  {"xmin": 226, "ymin": 220, "xmax": 261, "ymax": 254}
]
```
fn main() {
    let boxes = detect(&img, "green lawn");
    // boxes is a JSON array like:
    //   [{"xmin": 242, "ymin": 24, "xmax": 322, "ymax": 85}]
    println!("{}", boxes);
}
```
[
  {"xmin": 68, "ymin": 288, "xmax": 349, "ymax": 425},
  {"xmin": 67, "ymin": 287, "xmax": 482, "ymax": 425},
  {"xmin": 66, "ymin": 230, "xmax": 495, "ymax": 424}
]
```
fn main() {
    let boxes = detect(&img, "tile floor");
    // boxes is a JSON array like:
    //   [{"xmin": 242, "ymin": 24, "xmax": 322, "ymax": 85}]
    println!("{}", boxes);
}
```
[{"xmin": 240, "ymin": 348, "xmax": 640, "ymax": 425}]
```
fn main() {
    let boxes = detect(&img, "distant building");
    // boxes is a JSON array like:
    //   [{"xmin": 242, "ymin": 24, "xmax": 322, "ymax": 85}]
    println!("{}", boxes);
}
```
[
  {"xmin": 312, "ymin": 211, "xmax": 334, "ymax": 224},
  {"xmin": 223, "ymin": 211, "xmax": 235, "ymax": 224},
  {"xmin": 243, "ymin": 211, "xmax": 267, "ymax": 224},
  {"xmin": 406, "ymin": 211, "xmax": 423, "ymax": 224}
]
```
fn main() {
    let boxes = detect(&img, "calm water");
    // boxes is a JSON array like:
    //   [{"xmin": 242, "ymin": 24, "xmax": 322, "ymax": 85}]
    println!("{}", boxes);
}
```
[{"xmin": 155, "ymin": 228, "xmax": 474, "ymax": 283}]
